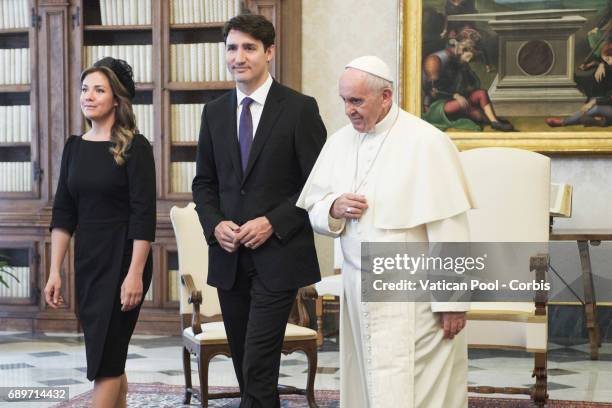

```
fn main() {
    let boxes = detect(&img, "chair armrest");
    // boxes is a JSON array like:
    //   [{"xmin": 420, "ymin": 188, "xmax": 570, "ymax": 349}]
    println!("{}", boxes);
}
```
[
  {"xmin": 288, "ymin": 287, "xmax": 315, "ymax": 328},
  {"xmin": 300, "ymin": 285, "xmax": 318, "ymax": 300},
  {"xmin": 530, "ymin": 253, "xmax": 549, "ymax": 316},
  {"xmin": 181, "ymin": 274, "xmax": 202, "ymax": 335}
]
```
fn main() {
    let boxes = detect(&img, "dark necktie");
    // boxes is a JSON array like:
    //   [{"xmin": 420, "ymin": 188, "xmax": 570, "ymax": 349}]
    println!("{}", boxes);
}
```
[{"xmin": 239, "ymin": 97, "xmax": 254, "ymax": 172}]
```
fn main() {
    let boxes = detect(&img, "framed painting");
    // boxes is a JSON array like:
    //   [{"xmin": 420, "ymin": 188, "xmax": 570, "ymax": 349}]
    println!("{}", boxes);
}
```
[{"xmin": 401, "ymin": 0, "xmax": 612, "ymax": 152}]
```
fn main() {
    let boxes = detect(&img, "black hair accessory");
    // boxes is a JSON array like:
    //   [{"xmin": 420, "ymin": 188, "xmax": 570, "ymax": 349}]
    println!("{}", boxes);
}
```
[{"xmin": 94, "ymin": 57, "xmax": 136, "ymax": 99}]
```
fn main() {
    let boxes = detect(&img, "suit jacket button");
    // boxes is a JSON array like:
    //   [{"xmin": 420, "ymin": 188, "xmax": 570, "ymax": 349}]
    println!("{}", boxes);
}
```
[{"xmin": 240, "ymin": 189, "xmax": 246, "ymax": 195}]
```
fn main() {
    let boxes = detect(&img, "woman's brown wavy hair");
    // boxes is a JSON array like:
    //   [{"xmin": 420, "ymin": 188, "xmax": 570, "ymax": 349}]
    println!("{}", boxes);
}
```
[{"xmin": 80, "ymin": 66, "xmax": 138, "ymax": 165}]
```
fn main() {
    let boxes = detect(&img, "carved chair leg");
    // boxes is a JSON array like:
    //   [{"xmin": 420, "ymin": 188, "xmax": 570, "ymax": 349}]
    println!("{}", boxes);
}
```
[
  {"xmin": 305, "ymin": 341, "xmax": 319, "ymax": 408},
  {"xmin": 182, "ymin": 346, "xmax": 192, "ymax": 405},
  {"xmin": 316, "ymin": 297, "xmax": 324, "ymax": 349},
  {"xmin": 532, "ymin": 351, "xmax": 548, "ymax": 407},
  {"xmin": 198, "ymin": 350, "xmax": 210, "ymax": 408}
]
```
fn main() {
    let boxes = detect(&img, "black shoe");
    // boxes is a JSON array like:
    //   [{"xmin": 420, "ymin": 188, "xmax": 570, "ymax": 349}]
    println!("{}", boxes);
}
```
[{"xmin": 491, "ymin": 120, "xmax": 515, "ymax": 132}]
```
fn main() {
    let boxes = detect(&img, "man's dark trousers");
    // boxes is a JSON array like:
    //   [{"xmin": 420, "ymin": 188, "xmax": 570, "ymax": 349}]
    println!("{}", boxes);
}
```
[{"xmin": 218, "ymin": 249, "xmax": 297, "ymax": 407}]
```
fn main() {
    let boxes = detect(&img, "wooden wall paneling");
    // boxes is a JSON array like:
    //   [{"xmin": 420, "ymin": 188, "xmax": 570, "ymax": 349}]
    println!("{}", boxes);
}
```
[
  {"xmin": 161, "ymin": 0, "xmax": 171, "ymax": 200},
  {"xmin": 37, "ymin": 1, "xmax": 71, "ymax": 202},
  {"xmin": 146, "ymin": 241, "xmax": 163, "ymax": 308},
  {"xmin": 29, "ymin": 241, "xmax": 39, "ymax": 305},
  {"xmin": 162, "ymin": 242, "xmax": 179, "ymax": 309},
  {"xmin": 244, "ymin": 0, "xmax": 302, "ymax": 91},
  {"xmin": 279, "ymin": 0, "xmax": 301, "ymax": 91},
  {"xmin": 245, "ymin": 0, "xmax": 281, "ymax": 82},
  {"xmin": 161, "ymin": 88, "xmax": 171, "ymax": 199},
  {"xmin": 152, "ymin": 0, "xmax": 164, "ymax": 200},
  {"xmin": 69, "ymin": 0, "xmax": 85, "ymax": 136},
  {"xmin": 29, "ymin": 0, "xmax": 42, "ymax": 198}
]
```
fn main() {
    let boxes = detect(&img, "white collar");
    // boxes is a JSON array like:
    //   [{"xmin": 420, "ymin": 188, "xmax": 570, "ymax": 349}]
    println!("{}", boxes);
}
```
[
  {"xmin": 367, "ymin": 103, "xmax": 399, "ymax": 135},
  {"xmin": 236, "ymin": 74, "xmax": 273, "ymax": 107}
]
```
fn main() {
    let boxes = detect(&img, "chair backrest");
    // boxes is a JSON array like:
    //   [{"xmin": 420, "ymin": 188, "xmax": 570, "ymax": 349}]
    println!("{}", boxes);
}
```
[
  {"xmin": 333, "ymin": 237, "xmax": 343, "ymax": 273},
  {"xmin": 461, "ymin": 147, "xmax": 550, "ymax": 242},
  {"xmin": 461, "ymin": 148, "xmax": 550, "ymax": 312},
  {"xmin": 170, "ymin": 203, "xmax": 222, "ymax": 317}
]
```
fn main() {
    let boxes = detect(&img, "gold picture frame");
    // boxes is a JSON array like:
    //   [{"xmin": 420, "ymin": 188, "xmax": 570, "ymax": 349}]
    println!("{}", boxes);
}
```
[{"xmin": 401, "ymin": 0, "xmax": 612, "ymax": 153}]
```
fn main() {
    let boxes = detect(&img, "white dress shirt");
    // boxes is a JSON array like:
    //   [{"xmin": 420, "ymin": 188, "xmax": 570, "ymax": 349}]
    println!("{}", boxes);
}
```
[{"xmin": 235, "ymin": 74, "xmax": 273, "ymax": 140}]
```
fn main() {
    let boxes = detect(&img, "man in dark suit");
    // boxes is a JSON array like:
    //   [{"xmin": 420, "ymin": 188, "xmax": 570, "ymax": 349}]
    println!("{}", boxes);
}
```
[{"xmin": 192, "ymin": 14, "xmax": 326, "ymax": 408}]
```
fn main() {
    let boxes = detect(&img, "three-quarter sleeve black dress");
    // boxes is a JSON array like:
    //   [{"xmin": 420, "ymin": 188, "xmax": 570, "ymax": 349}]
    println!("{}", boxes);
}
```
[{"xmin": 50, "ymin": 133, "xmax": 156, "ymax": 381}]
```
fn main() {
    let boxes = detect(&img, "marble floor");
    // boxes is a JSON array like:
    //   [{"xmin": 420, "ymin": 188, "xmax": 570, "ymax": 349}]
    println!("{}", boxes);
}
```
[{"xmin": 1, "ymin": 330, "xmax": 612, "ymax": 407}]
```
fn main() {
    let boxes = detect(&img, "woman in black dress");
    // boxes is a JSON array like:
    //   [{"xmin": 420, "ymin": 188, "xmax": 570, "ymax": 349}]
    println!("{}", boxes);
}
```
[{"xmin": 44, "ymin": 57, "xmax": 155, "ymax": 407}]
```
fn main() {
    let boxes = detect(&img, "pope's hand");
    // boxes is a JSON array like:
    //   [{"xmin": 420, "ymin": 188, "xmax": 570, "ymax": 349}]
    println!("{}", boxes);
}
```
[
  {"xmin": 330, "ymin": 193, "xmax": 368, "ymax": 220},
  {"xmin": 439, "ymin": 311, "xmax": 466, "ymax": 339}
]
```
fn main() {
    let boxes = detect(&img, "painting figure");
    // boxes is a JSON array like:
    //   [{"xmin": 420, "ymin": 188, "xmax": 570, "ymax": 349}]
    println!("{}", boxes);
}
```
[
  {"xmin": 440, "ymin": 1, "xmax": 492, "ymax": 72},
  {"xmin": 440, "ymin": 0, "xmax": 477, "ymax": 40},
  {"xmin": 575, "ymin": 3, "xmax": 612, "ymax": 102},
  {"xmin": 546, "ymin": 44, "xmax": 612, "ymax": 127},
  {"xmin": 422, "ymin": 38, "xmax": 514, "ymax": 132},
  {"xmin": 547, "ymin": 34, "xmax": 612, "ymax": 128}
]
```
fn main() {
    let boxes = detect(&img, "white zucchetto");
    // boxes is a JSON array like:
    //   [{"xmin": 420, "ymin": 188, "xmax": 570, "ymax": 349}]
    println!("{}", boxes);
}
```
[{"xmin": 345, "ymin": 55, "xmax": 393, "ymax": 83}]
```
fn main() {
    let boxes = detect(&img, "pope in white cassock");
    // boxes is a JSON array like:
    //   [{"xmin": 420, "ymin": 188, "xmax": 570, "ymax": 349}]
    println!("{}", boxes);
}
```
[{"xmin": 296, "ymin": 56, "xmax": 475, "ymax": 407}]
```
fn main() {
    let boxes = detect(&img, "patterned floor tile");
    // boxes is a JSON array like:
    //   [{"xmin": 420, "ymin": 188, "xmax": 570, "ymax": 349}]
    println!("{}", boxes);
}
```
[
  {"xmin": 29, "ymin": 351, "xmax": 69, "ymax": 358},
  {"xmin": 468, "ymin": 349, "xmax": 533, "ymax": 360},
  {"xmin": 3, "ymin": 330, "xmax": 612, "ymax": 405},
  {"xmin": 158, "ymin": 370, "xmax": 187, "ymax": 376},
  {"xmin": 281, "ymin": 359, "xmax": 306, "ymax": 367},
  {"xmin": 129, "ymin": 336, "xmax": 181, "ymax": 349},
  {"xmin": 548, "ymin": 348, "xmax": 592, "ymax": 363},
  {"xmin": 313, "ymin": 367, "xmax": 339, "ymax": 375},
  {"xmin": 549, "ymin": 368, "xmax": 580, "ymax": 376},
  {"xmin": 521, "ymin": 381, "xmax": 575, "ymax": 391},
  {"xmin": 0, "ymin": 362, "xmax": 34, "ymax": 370},
  {"xmin": 38, "ymin": 378, "xmax": 84, "ymax": 386},
  {"xmin": 468, "ymin": 365, "xmax": 484, "ymax": 371}
]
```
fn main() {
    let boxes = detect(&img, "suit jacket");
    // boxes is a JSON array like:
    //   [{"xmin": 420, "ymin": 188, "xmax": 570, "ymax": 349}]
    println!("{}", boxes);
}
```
[{"xmin": 192, "ymin": 80, "xmax": 326, "ymax": 291}]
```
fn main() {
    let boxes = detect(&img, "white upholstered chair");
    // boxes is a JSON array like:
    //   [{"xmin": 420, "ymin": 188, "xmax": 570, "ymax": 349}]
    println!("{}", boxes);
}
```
[
  {"xmin": 461, "ymin": 148, "xmax": 550, "ymax": 407},
  {"xmin": 170, "ymin": 203, "xmax": 320, "ymax": 408},
  {"xmin": 314, "ymin": 238, "xmax": 343, "ymax": 348}
]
